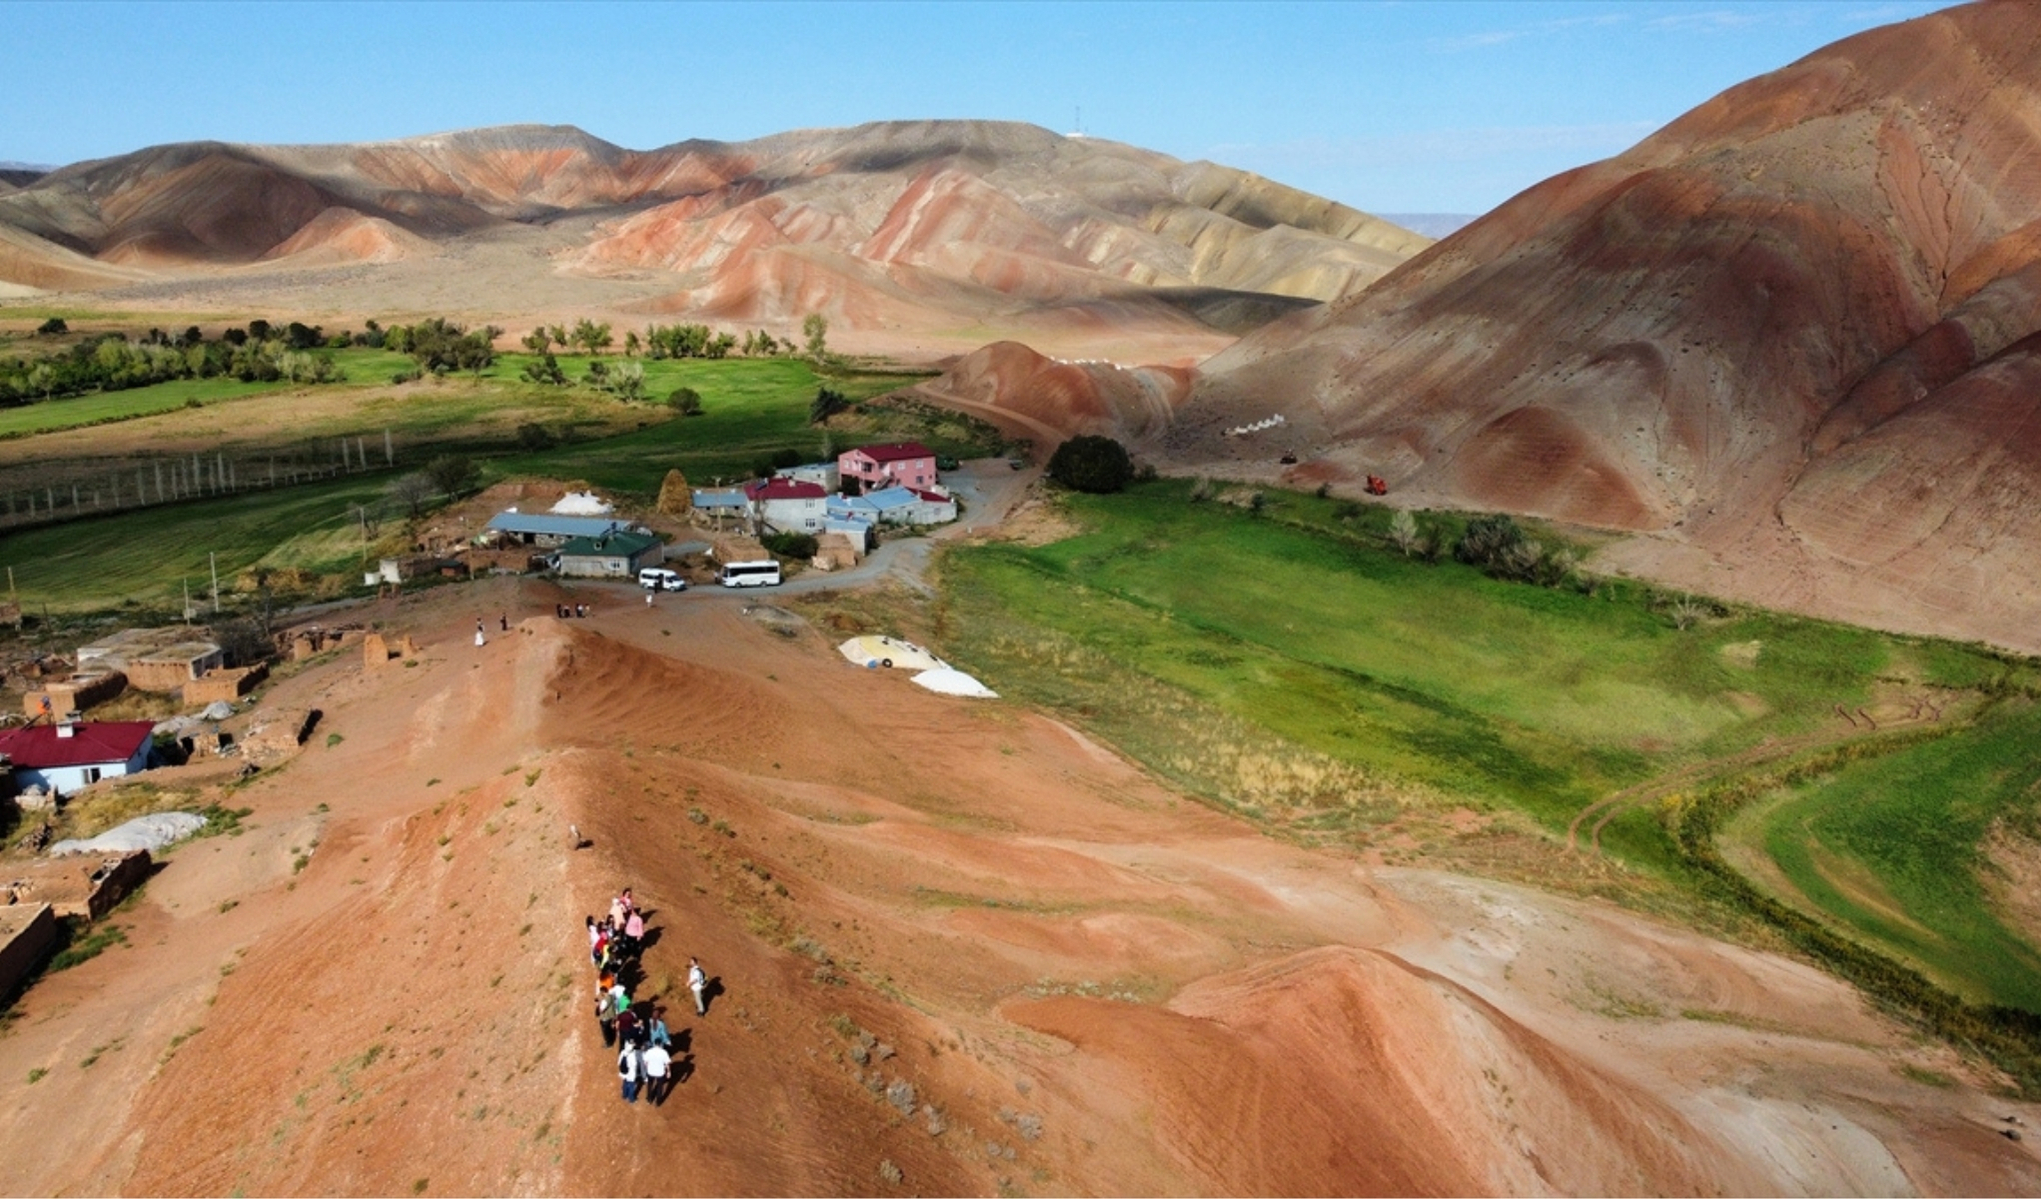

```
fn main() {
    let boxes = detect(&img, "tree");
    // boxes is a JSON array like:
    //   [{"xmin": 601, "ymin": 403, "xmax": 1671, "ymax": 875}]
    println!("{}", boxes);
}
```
[
  {"xmin": 425, "ymin": 455, "xmax": 480, "ymax": 500},
  {"xmin": 609, "ymin": 360, "xmax": 646, "ymax": 401},
  {"xmin": 521, "ymin": 353, "xmax": 567, "ymax": 385},
  {"xmin": 389, "ymin": 471, "xmax": 437, "ymax": 519},
  {"xmin": 668, "ymin": 386, "xmax": 703, "ymax": 416},
  {"xmin": 802, "ymin": 313, "xmax": 829, "ymax": 360},
  {"xmin": 1046, "ymin": 435, "xmax": 1134, "ymax": 494},
  {"xmin": 623, "ymin": 330, "xmax": 641, "ymax": 357},
  {"xmin": 1388, "ymin": 509, "xmax": 1421, "ymax": 556},
  {"xmin": 809, "ymin": 385, "xmax": 850, "ymax": 425},
  {"xmin": 572, "ymin": 318, "xmax": 613, "ymax": 356},
  {"xmin": 1455, "ymin": 514, "xmax": 1526, "ymax": 570},
  {"xmin": 521, "ymin": 328, "xmax": 552, "ymax": 354}
]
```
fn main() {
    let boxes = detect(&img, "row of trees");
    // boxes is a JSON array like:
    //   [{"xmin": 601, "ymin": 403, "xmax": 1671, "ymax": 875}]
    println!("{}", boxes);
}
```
[
  {"xmin": 0, "ymin": 327, "xmax": 344, "ymax": 403},
  {"xmin": 514, "ymin": 316, "xmax": 827, "ymax": 361}
]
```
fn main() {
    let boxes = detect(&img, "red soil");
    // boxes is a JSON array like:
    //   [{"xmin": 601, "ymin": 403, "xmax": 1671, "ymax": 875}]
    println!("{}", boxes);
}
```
[{"xmin": 0, "ymin": 576, "xmax": 2034, "ymax": 1195}]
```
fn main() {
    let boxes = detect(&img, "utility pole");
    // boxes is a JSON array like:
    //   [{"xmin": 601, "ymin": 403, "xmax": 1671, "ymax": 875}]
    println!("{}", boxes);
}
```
[{"xmin": 210, "ymin": 551, "xmax": 220, "ymax": 614}]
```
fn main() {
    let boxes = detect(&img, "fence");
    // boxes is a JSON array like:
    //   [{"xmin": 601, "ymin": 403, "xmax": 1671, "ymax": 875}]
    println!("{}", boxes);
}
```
[{"xmin": 0, "ymin": 431, "xmax": 402, "ymax": 532}]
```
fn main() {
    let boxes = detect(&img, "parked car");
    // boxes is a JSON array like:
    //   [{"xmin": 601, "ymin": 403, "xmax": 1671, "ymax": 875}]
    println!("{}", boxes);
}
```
[{"xmin": 637, "ymin": 567, "xmax": 687, "ymax": 591}]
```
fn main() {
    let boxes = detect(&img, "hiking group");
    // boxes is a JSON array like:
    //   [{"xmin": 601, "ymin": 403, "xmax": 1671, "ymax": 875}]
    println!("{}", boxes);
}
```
[{"xmin": 590, "ymin": 887, "xmax": 709, "ymax": 1105}]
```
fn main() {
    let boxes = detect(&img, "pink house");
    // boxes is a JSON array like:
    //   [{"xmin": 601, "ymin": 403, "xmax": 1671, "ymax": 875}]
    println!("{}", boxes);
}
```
[{"xmin": 838, "ymin": 442, "xmax": 937, "ymax": 493}]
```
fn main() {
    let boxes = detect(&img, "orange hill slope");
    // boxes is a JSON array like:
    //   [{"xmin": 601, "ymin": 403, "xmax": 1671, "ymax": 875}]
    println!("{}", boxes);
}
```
[
  {"xmin": 0, "ymin": 121, "xmax": 1426, "ymax": 345},
  {"xmin": 5, "ymin": 581, "xmax": 2037, "ymax": 1196},
  {"xmin": 1168, "ymin": 1, "xmax": 2041, "ymax": 652}
]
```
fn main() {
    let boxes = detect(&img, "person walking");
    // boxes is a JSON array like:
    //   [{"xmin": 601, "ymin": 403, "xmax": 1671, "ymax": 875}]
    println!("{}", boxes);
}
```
[
  {"xmin": 618, "ymin": 1042, "xmax": 643, "ymax": 1104},
  {"xmin": 617, "ymin": 1004, "xmax": 640, "ymax": 1048},
  {"xmin": 624, "ymin": 909, "xmax": 645, "ymax": 956},
  {"xmin": 642, "ymin": 1040, "xmax": 672, "ymax": 1105},
  {"xmin": 474, "ymin": 618, "xmax": 486, "ymax": 648},
  {"xmin": 499, "ymin": 613, "xmax": 509, "ymax": 632},
  {"xmin": 647, "ymin": 1009, "xmax": 672, "ymax": 1050},
  {"xmin": 596, "ymin": 983, "xmax": 619, "ymax": 1048},
  {"xmin": 688, "ymin": 957, "xmax": 708, "ymax": 1017}
]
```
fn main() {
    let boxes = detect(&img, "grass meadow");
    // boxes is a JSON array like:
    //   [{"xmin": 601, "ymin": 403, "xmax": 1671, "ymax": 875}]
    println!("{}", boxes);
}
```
[{"xmin": 935, "ymin": 479, "xmax": 2041, "ymax": 1011}]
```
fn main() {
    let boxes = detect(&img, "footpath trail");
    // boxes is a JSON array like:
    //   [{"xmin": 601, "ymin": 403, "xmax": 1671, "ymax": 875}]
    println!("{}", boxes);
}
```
[{"xmin": 1565, "ymin": 699, "xmax": 1947, "ymax": 854}]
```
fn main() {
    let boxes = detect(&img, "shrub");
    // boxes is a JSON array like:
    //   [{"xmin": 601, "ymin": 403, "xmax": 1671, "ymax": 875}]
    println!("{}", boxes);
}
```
[
  {"xmin": 810, "ymin": 386, "xmax": 850, "ymax": 424},
  {"xmin": 35, "ymin": 317, "xmax": 67, "ymax": 336},
  {"xmin": 762, "ymin": 532, "xmax": 818, "ymax": 560},
  {"xmin": 1047, "ymin": 435, "xmax": 1134, "ymax": 494},
  {"xmin": 514, "ymin": 423, "xmax": 555, "ymax": 451},
  {"xmin": 1455, "ymin": 514, "xmax": 1527, "ymax": 570},
  {"xmin": 668, "ymin": 386, "xmax": 703, "ymax": 416}
]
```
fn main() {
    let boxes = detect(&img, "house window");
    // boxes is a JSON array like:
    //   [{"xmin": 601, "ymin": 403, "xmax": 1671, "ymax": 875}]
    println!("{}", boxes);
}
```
[{"xmin": 84, "ymin": 767, "xmax": 102, "ymax": 784}]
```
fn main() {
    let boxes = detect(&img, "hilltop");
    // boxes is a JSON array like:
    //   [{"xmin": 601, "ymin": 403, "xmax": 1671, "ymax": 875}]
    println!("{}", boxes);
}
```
[{"xmin": 1158, "ymin": 0, "xmax": 2041, "ymax": 653}]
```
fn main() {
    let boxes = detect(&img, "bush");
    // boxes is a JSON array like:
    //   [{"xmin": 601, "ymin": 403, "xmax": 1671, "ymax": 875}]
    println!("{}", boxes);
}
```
[
  {"xmin": 515, "ymin": 423, "xmax": 555, "ymax": 450},
  {"xmin": 35, "ymin": 317, "xmax": 67, "ymax": 336},
  {"xmin": 1454, "ymin": 514, "xmax": 1526, "ymax": 570},
  {"xmin": 810, "ymin": 386, "xmax": 849, "ymax": 424},
  {"xmin": 1047, "ymin": 435, "xmax": 1134, "ymax": 494},
  {"xmin": 668, "ymin": 386, "xmax": 703, "ymax": 416},
  {"xmin": 425, "ymin": 455, "xmax": 479, "ymax": 499},
  {"xmin": 761, "ymin": 532, "xmax": 818, "ymax": 560}
]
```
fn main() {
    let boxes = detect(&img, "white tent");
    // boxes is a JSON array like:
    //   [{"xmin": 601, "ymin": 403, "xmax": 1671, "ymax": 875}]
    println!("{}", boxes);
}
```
[
  {"xmin": 911, "ymin": 669, "xmax": 998, "ymax": 698},
  {"xmin": 838, "ymin": 635, "xmax": 947, "ymax": 671}
]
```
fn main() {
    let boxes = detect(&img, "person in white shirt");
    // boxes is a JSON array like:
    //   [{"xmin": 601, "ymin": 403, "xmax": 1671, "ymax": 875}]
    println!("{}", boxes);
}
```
[
  {"xmin": 642, "ymin": 1041, "xmax": 672, "ymax": 1105},
  {"xmin": 618, "ymin": 1043, "xmax": 643, "ymax": 1104},
  {"xmin": 688, "ymin": 958, "xmax": 708, "ymax": 1016}
]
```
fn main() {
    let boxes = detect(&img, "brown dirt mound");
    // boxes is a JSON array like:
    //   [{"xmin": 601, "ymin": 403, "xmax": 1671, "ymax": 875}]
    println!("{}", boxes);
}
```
[
  {"xmin": 914, "ymin": 339, "xmax": 1192, "ymax": 445},
  {"xmin": 260, "ymin": 206, "xmax": 436, "ymax": 266}
]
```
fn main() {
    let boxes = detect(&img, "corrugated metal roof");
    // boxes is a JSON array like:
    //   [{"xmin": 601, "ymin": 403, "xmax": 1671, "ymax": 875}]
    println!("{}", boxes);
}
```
[
  {"xmin": 0, "ymin": 721, "xmax": 155, "ymax": 769},
  {"xmin": 486, "ymin": 513, "xmax": 630, "ymax": 538},
  {"xmin": 842, "ymin": 441, "xmax": 933, "ymax": 464},
  {"xmin": 556, "ymin": 531, "xmax": 662, "ymax": 559}
]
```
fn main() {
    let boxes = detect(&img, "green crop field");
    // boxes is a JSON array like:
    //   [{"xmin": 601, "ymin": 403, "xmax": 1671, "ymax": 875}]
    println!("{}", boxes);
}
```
[
  {"xmin": 0, "ymin": 376, "xmax": 293, "ymax": 437},
  {"xmin": 933, "ymin": 478, "xmax": 2041, "ymax": 1013}
]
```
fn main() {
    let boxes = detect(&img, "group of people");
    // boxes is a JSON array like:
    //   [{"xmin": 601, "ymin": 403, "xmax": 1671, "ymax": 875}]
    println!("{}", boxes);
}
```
[
  {"xmin": 556, "ymin": 602, "xmax": 593, "ymax": 619},
  {"xmin": 589, "ymin": 887, "xmax": 709, "ymax": 1106}
]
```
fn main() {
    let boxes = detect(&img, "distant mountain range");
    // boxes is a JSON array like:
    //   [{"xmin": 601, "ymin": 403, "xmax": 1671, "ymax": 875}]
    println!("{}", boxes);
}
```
[
  {"xmin": 1375, "ymin": 214, "xmax": 1476, "ymax": 239},
  {"xmin": 0, "ymin": 123, "xmax": 1431, "ymax": 355}
]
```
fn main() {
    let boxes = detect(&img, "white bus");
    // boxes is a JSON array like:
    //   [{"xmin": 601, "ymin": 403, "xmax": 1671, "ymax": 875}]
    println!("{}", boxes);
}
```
[{"xmin": 717, "ymin": 559, "xmax": 782, "ymax": 588}]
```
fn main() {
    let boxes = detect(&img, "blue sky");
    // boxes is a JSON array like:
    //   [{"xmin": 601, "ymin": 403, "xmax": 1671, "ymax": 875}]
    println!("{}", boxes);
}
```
[{"xmin": 11, "ymin": 1, "xmax": 1951, "ymax": 214}]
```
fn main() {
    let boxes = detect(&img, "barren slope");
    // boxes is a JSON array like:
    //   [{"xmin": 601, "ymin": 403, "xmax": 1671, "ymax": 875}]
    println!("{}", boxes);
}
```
[
  {"xmin": 0, "ymin": 121, "xmax": 1426, "ymax": 362},
  {"xmin": 1169, "ymin": 0, "xmax": 2041, "ymax": 652},
  {"xmin": 1, "ymin": 579, "xmax": 2035, "ymax": 1195}
]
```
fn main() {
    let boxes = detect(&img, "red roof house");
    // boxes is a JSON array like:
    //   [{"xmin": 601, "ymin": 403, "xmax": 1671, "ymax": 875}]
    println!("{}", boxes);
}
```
[
  {"xmin": 0, "ymin": 720, "xmax": 158, "ymax": 794},
  {"xmin": 839, "ymin": 442, "xmax": 938, "ymax": 493}
]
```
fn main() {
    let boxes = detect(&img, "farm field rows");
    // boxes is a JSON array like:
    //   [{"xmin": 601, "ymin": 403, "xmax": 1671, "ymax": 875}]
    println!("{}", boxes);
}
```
[{"xmin": 933, "ymin": 480, "xmax": 2041, "ymax": 1014}]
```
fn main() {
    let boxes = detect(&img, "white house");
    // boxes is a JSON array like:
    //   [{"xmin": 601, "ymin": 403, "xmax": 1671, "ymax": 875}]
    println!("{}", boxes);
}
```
[
  {"xmin": 0, "ymin": 720, "xmax": 157, "ymax": 795},
  {"xmin": 775, "ymin": 461, "xmax": 842, "ymax": 493},
  {"xmin": 745, "ymin": 477, "xmax": 829, "ymax": 534}
]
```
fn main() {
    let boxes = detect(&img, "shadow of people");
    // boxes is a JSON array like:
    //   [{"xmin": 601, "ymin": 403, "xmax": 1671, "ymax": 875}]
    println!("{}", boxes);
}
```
[
  {"xmin": 670, "ymin": 1027, "xmax": 693, "ymax": 1054},
  {"xmin": 701, "ymin": 976, "xmax": 725, "ymax": 1016},
  {"xmin": 637, "ymin": 926, "xmax": 664, "ymax": 952},
  {"xmin": 672, "ymin": 1055, "xmax": 696, "ymax": 1089}
]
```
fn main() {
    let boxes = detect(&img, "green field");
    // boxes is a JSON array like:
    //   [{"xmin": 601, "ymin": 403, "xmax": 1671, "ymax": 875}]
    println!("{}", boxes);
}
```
[
  {"xmin": 933, "ymin": 479, "xmax": 2041, "ymax": 1013},
  {"xmin": 1727, "ymin": 700, "xmax": 2041, "ymax": 1008},
  {"xmin": 0, "ymin": 375, "xmax": 294, "ymax": 437},
  {"xmin": 0, "ymin": 354, "xmax": 977, "ymax": 611}
]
